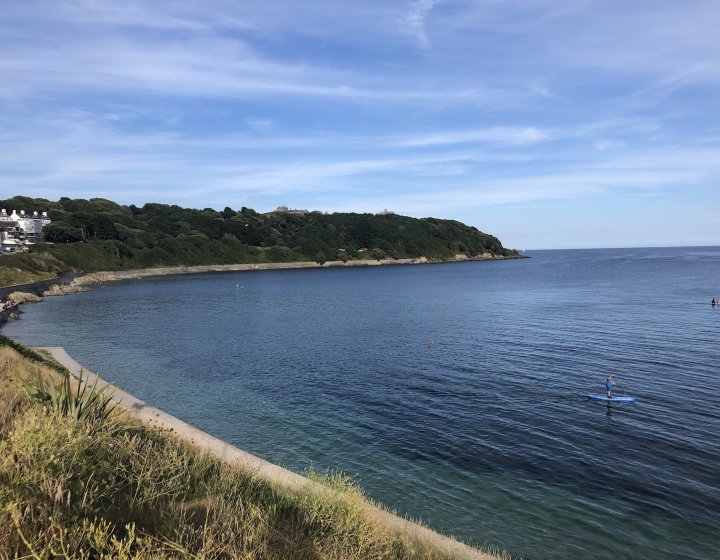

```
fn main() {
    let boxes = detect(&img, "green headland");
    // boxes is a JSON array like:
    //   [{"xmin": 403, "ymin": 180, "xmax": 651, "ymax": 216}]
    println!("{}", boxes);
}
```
[{"xmin": 0, "ymin": 196, "xmax": 519, "ymax": 287}]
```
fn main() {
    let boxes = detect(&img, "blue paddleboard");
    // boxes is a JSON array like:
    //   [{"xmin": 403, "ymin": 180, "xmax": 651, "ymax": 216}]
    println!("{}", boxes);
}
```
[{"xmin": 586, "ymin": 394, "xmax": 637, "ymax": 403}]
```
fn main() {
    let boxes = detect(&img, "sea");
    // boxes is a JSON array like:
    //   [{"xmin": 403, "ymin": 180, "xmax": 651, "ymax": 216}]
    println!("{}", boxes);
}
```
[{"xmin": 4, "ymin": 247, "xmax": 719, "ymax": 560}]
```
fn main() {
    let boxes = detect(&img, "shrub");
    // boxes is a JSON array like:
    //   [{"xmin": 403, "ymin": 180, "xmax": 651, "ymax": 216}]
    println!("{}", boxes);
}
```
[
  {"xmin": 369, "ymin": 248, "xmax": 387, "ymax": 261},
  {"xmin": 16, "ymin": 368, "xmax": 117, "ymax": 428}
]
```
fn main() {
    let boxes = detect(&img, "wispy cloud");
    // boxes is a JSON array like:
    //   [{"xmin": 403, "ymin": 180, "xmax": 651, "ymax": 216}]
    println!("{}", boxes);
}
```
[
  {"xmin": 387, "ymin": 127, "xmax": 548, "ymax": 148},
  {"xmin": 0, "ymin": 35, "xmax": 514, "ymax": 105},
  {"xmin": 401, "ymin": 0, "xmax": 440, "ymax": 49},
  {"xmin": 1, "ymin": 0, "xmax": 719, "ymax": 246},
  {"xmin": 3, "ymin": 104, "xmax": 719, "ymax": 217}
]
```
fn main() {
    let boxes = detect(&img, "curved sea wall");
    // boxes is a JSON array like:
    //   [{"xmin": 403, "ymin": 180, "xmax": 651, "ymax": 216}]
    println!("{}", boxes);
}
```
[
  {"xmin": 0, "ymin": 252, "xmax": 519, "ymax": 299},
  {"xmin": 47, "ymin": 258, "xmax": 428, "ymax": 294},
  {"xmin": 40, "ymin": 254, "xmax": 515, "ymax": 296},
  {"xmin": 0, "ymin": 274, "xmax": 77, "ymax": 300},
  {"xmin": 41, "ymin": 346, "xmax": 496, "ymax": 560}
]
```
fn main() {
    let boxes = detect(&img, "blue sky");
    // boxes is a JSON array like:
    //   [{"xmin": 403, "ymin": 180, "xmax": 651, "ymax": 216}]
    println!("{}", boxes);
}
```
[{"xmin": 1, "ymin": 0, "xmax": 719, "ymax": 249}]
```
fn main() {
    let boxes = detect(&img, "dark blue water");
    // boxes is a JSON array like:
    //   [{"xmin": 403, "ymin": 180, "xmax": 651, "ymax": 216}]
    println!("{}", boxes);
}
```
[{"xmin": 5, "ymin": 248, "xmax": 720, "ymax": 560}]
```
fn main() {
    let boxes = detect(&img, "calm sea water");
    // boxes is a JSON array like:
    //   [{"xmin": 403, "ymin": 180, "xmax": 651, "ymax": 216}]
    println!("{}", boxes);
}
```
[{"xmin": 5, "ymin": 247, "xmax": 720, "ymax": 560}]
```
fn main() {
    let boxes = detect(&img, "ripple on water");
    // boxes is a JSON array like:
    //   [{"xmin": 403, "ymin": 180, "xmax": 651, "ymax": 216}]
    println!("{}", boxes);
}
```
[{"xmin": 4, "ymin": 247, "xmax": 720, "ymax": 560}]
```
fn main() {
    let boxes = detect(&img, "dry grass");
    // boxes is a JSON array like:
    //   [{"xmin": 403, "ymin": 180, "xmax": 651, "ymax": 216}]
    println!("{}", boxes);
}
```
[
  {"xmin": 0, "ymin": 341, "xmax": 505, "ymax": 560},
  {"xmin": 0, "ymin": 346, "xmax": 55, "ymax": 438}
]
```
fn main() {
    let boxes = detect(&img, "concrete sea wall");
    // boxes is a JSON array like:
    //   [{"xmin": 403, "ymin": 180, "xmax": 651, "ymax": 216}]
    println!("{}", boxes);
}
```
[
  {"xmin": 0, "ymin": 274, "xmax": 76, "ymax": 300},
  {"xmin": 41, "ymin": 346, "xmax": 495, "ymax": 560}
]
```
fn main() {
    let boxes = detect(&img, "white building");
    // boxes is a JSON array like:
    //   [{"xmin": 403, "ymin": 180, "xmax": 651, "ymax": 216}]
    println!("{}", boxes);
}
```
[{"xmin": 0, "ymin": 209, "xmax": 51, "ymax": 252}]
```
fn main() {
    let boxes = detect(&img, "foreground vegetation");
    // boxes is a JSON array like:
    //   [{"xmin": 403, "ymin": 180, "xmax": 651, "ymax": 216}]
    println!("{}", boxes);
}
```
[
  {"xmin": 0, "ymin": 336, "xmax": 499, "ymax": 559},
  {"xmin": 0, "ymin": 196, "xmax": 518, "ymax": 286}
]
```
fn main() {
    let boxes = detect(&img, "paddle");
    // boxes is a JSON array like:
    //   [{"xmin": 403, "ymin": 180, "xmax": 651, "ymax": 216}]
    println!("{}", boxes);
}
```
[{"xmin": 619, "ymin": 380, "xmax": 637, "ymax": 399}]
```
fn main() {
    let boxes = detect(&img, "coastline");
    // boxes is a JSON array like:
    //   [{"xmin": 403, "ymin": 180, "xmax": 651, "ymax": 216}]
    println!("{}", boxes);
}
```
[
  {"xmin": 38, "ymin": 253, "xmax": 519, "ymax": 296},
  {"xmin": 0, "ymin": 252, "xmax": 521, "ymax": 318},
  {"xmin": 41, "ymin": 346, "xmax": 496, "ymax": 560},
  {"xmin": 0, "ymin": 253, "xmax": 515, "ymax": 556}
]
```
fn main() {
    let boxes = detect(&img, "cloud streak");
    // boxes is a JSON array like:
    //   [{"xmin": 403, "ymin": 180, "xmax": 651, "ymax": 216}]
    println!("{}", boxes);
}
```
[
  {"xmin": 1, "ymin": 0, "xmax": 719, "ymax": 246},
  {"xmin": 3, "ymin": 104, "xmax": 718, "ymax": 218},
  {"xmin": 1, "ymin": 37, "xmax": 510, "ymax": 105}
]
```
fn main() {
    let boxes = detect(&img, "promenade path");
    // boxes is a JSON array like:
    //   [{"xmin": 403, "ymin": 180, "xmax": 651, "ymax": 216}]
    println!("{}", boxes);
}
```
[{"xmin": 41, "ymin": 346, "xmax": 496, "ymax": 560}]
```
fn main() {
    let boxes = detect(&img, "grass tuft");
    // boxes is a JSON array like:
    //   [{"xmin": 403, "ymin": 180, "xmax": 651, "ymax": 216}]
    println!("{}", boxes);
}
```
[
  {"xmin": 16, "ymin": 367, "xmax": 118, "ymax": 428},
  {"xmin": 0, "ymin": 341, "xmax": 503, "ymax": 560}
]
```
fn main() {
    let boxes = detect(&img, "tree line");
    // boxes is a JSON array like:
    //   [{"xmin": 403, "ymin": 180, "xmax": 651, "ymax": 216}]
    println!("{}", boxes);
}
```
[{"xmin": 0, "ymin": 196, "xmax": 517, "ymax": 273}]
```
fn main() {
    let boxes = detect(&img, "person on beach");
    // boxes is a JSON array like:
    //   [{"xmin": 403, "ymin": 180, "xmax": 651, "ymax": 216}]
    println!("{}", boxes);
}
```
[{"xmin": 606, "ymin": 375, "xmax": 618, "ymax": 398}]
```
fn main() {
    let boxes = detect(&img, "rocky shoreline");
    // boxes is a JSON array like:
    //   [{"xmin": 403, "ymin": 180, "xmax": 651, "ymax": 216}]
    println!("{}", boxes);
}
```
[
  {"xmin": 1, "ymin": 253, "xmax": 522, "ymax": 317},
  {"xmin": 40, "ymin": 253, "xmax": 519, "ymax": 296}
]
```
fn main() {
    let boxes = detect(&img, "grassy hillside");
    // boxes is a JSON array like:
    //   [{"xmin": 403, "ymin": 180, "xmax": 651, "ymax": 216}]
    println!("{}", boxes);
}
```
[
  {"xmin": 0, "ymin": 336, "xmax": 501, "ymax": 559},
  {"xmin": 0, "ymin": 196, "xmax": 518, "ymax": 285}
]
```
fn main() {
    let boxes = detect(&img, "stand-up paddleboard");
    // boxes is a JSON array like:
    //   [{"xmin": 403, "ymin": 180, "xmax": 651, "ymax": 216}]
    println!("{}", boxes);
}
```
[{"xmin": 587, "ymin": 394, "xmax": 637, "ymax": 403}]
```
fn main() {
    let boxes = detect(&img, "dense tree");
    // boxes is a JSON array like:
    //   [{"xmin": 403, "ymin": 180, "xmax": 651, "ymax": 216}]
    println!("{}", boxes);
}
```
[
  {"xmin": 0, "ymin": 196, "xmax": 518, "ymax": 277},
  {"xmin": 43, "ymin": 222, "xmax": 84, "ymax": 243}
]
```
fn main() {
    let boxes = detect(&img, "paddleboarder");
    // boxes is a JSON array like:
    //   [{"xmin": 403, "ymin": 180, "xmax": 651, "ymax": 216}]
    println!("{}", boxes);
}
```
[{"xmin": 606, "ymin": 375, "xmax": 618, "ymax": 398}]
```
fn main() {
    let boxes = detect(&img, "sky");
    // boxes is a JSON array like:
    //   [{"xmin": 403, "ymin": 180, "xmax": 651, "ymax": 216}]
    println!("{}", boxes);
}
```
[{"xmin": 1, "ymin": 0, "xmax": 719, "ymax": 249}]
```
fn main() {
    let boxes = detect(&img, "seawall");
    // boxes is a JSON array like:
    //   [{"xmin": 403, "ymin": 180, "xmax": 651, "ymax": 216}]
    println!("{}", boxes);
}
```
[
  {"xmin": 48, "ymin": 254, "xmax": 513, "ymax": 293},
  {"xmin": 41, "ymin": 346, "xmax": 496, "ymax": 560},
  {"xmin": 57, "ymin": 258, "xmax": 430, "ymax": 291},
  {"xmin": 0, "ymin": 274, "xmax": 77, "ymax": 300},
  {"xmin": 1, "ymin": 253, "xmax": 521, "ymax": 298},
  {"xmin": 0, "ymin": 303, "xmax": 19, "ymax": 323}
]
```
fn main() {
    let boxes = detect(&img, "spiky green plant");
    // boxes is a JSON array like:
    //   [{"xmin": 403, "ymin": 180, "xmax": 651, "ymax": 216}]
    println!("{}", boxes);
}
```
[{"xmin": 16, "ymin": 367, "xmax": 118, "ymax": 427}]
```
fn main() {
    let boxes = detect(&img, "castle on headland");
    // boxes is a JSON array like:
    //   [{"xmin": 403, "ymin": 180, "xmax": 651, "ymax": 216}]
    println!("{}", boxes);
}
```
[{"xmin": 0, "ymin": 209, "xmax": 51, "ymax": 253}]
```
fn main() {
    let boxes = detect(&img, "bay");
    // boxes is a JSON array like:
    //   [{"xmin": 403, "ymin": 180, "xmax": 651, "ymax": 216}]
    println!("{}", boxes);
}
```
[{"xmin": 5, "ymin": 247, "xmax": 720, "ymax": 560}]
